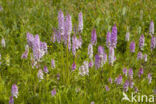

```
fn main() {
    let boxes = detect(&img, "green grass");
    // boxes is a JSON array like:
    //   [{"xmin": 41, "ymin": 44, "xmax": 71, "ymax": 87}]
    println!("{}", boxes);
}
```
[{"xmin": 0, "ymin": 0, "xmax": 156, "ymax": 104}]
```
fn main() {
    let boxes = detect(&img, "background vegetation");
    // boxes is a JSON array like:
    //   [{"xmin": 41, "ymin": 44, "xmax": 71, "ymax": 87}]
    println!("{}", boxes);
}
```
[{"xmin": 0, "ymin": 0, "xmax": 156, "ymax": 103}]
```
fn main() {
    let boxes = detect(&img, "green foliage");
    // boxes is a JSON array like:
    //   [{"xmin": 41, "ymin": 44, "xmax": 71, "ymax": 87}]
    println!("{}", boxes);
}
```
[{"xmin": 0, "ymin": 0, "xmax": 156, "ymax": 103}]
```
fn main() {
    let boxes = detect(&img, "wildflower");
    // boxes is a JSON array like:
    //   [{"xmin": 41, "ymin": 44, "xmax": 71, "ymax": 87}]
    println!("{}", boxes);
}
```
[
  {"xmin": 128, "ymin": 68, "xmax": 133, "ymax": 79},
  {"xmin": 65, "ymin": 14, "xmax": 72, "ymax": 35},
  {"xmin": 83, "ymin": 61, "xmax": 89, "ymax": 72},
  {"xmin": 58, "ymin": 10, "xmax": 65, "ymax": 36},
  {"xmin": 44, "ymin": 66, "xmax": 49, "ymax": 73},
  {"xmin": 108, "ymin": 77, "xmax": 112, "ymax": 84},
  {"xmin": 27, "ymin": 32, "xmax": 47, "ymax": 60},
  {"xmin": 125, "ymin": 32, "xmax": 130, "ymax": 41},
  {"xmin": 114, "ymin": 56, "xmax": 116, "ymax": 61},
  {"xmin": 9, "ymin": 96, "xmax": 14, "ymax": 104},
  {"xmin": 37, "ymin": 69, "xmax": 44, "ymax": 80},
  {"xmin": 78, "ymin": 12, "xmax": 83, "ymax": 32},
  {"xmin": 144, "ymin": 54, "xmax": 147, "ymax": 62},
  {"xmin": 77, "ymin": 35, "xmax": 82, "ymax": 49},
  {"xmin": 139, "ymin": 34, "xmax": 145, "ymax": 50},
  {"xmin": 90, "ymin": 101, "xmax": 95, "ymax": 104},
  {"xmin": 79, "ymin": 65, "xmax": 85, "ymax": 76},
  {"xmin": 56, "ymin": 31, "xmax": 61, "ymax": 43},
  {"xmin": 135, "ymin": 87, "xmax": 138, "ymax": 93},
  {"xmin": 68, "ymin": 15, "xmax": 72, "ymax": 35},
  {"xmin": 1, "ymin": 38, "xmax": 5, "ymax": 48},
  {"xmin": 109, "ymin": 47, "xmax": 115, "ymax": 65},
  {"xmin": 115, "ymin": 75, "xmax": 122, "ymax": 85},
  {"xmin": 51, "ymin": 59, "xmax": 55, "ymax": 68},
  {"xmin": 32, "ymin": 35, "xmax": 40, "ymax": 61},
  {"xmin": 123, "ymin": 80, "xmax": 129, "ymax": 92},
  {"xmin": 79, "ymin": 62, "xmax": 89, "ymax": 76},
  {"xmin": 91, "ymin": 29, "xmax": 97, "ymax": 45},
  {"xmin": 151, "ymin": 36, "xmax": 156, "ymax": 51},
  {"xmin": 31, "ymin": 55, "xmax": 37, "ymax": 68},
  {"xmin": 68, "ymin": 35, "xmax": 71, "ymax": 50},
  {"xmin": 148, "ymin": 73, "xmax": 152, "ymax": 84},
  {"xmin": 72, "ymin": 34, "xmax": 77, "ymax": 56},
  {"xmin": 51, "ymin": 88, "xmax": 56, "ymax": 96},
  {"xmin": 130, "ymin": 41, "xmax": 135, "ymax": 53},
  {"xmin": 89, "ymin": 60, "xmax": 93, "ymax": 68},
  {"xmin": 72, "ymin": 62, "xmax": 76, "ymax": 70},
  {"xmin": 106, "ymin": 32, "xmax": 111, "ymax": 47},
  {"xmin": 11, "ymin": 84, "xmax": 18, "ymax": 98},
  {"xmin": 21, "ymin": 51, "xmax": 28, "ymax": 59},
  {"xmin": 95, "ymin": 54, "xmax": 101, "ymax": 69},
  {"xmin": 149, "ymin": 21, "xmax": 154, "ymax": 35},
  {"xmin": 64, "ymin": 14, "xmax": 72, "ymax": 50},
  {"xmin": 111, "ymin": 24, "xmax": 117, "ymax": 48},
  {"xmin": 56, "ymin": 74, "xmax": 60, "ymax": 80},
  {"xmin": 137, "ymin": 51, "xmax": 143, "ymax": 60},
  {"xmin": 98, "ymin": 46, "xmax": 105, "ymax": 67},
  {"xmin": 138, "ymin": 68, "xmax": 143, "ymax": 78},
  {"xmin": 98, "ymin": 46, "xmax": 104, "ymax": 56},
  {"xmin": 27, "ymin": 32, "xmax": 34, "ymax": 48},
  {"xmin": 40, "ymin": 42, "xmax": 48, "ymax": 58},
  {"xmin": 0, "ymin": 6, "xmax": 3, "ymax": 11},
  {"xmin": 88, "ymin": 44, "xmax": 93, "ymax": 59},
  {"xmin": 103, "ymin": 53, "xmax": 107, "ymax": 64},
  {"xmin": 129, "ymin": 80, "xmax": 134, "ymax": 88},
  {"xmin": 72, "ymin": 35, "xmax": 82, "ymax": 55},
  {"xmin": 25, "ymin": 44, "xmax": 29, "ymax": 51},
  {"xmin": 105, "ymin": 85, "xmax": 110, "ymax": 91},
  {"xmin": 123, "ymin": 68, "xmax": 127, "ymax": 76}
]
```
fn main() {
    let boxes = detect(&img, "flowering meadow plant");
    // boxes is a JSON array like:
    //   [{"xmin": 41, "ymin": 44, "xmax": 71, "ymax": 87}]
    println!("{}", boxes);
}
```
[{"xmin": 0, "ymin": 0, "xmax": 155, "ymax": 104}]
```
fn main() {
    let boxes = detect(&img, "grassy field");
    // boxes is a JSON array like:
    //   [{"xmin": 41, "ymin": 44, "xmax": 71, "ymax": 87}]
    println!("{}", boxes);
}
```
[{"xmin": 0, "ymin": 0, "xmax": 156, "ymax": 104}]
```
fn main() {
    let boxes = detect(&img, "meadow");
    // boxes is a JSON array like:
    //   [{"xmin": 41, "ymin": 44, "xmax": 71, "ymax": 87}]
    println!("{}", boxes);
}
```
[{"xmin": 0, "ymin": 0, "xmax": 156, "ymax": 104}]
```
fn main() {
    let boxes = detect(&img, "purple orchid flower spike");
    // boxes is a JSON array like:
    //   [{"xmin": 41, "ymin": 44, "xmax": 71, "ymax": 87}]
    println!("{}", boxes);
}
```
[
  {"xmin": 128, "ymin": 68, "xmax": 133, "ymax": 79},
  {"xmin": 58, "ymin": 10, "xmax": 65, "ymax": 36},
  {"xmin": 109, "ymin": 47, "xmax": 115, "ymax": 66},
  {"xmin": 88, "ymin": 44, "xmax": 93, "ymax": 59},
  {"xmin": 95, "ymin": 54, "xmax": 101, "ymax": 69},
  {"xmin": 111, "ymin": 24, "xmax": 117, "ymax": 48},
  {"xmin": 130, "ymin": 41, "xmax": 135, "ymax": 53},
  {"xmin": 115, "ymin": 75, "xmax": 122, "ymax": 85},
  {"xmin": 138, "ymin": 68, "xmax": 143, "ymax": 78},
  {"xmin": 91, "ymin": 29, "xmax": 97, "ymax": 45},
  {"xmin": 1, "ymin": 38, "xmax": 6, "ymax": 48},
  {"xmin": 106, "ymin": 32, "xmax": 111, "ymax": 47},
  {"xmin": 78, "ymin": 12, "xmax": 83, "ymax": 33},
  {"xmin": 9, "ymin": 96, "xmax": 14, "ymax": 104},
  {"xmin": 105, "ymin": 85, "xmax": 110, "ymax": 91},
  {"xmin": 149, "ymin": 21, "xmax": 154, "ymax": 35},
  {"xmin": 125, "ymin": 32, "xmax": 130, "ymax": 41},
  {"xmin": 123, "ymin": 80, "xmax": 129, "ymax": 92},
  {"xmin": 123, "ymin": 68, "xmax": 127, "ymax": 76},
  {"xmin": 37, "ymin": 69, "xmax": 44, "ymax": 80},
  {"xmin": 151, "ymin": 36, "xmax": 156, "ymax": 51},
  {"xmin": 137, "ymin": 51, "xmax": 143, "ymax": 60},
  {"xmin": 139, "ymin": 34, "xmax": 145, "ymax": 50},
  {"xmin": 51, "ymin": 59, "xmax": 55, "ymax": 69},
  {"xmin": 51, "ymin": 88, "xmax": 56, "ymax": 96},
  {"xmin": 44, "ymin": 66, "xmax": 49, "ymax": 73},
  {"xmin": 72, "ymin": 62, "xmax": 76, "ymax": 70},
  {"xmin": 11, "ymin": 84, "xmax": 18, "ymax": 98}
]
